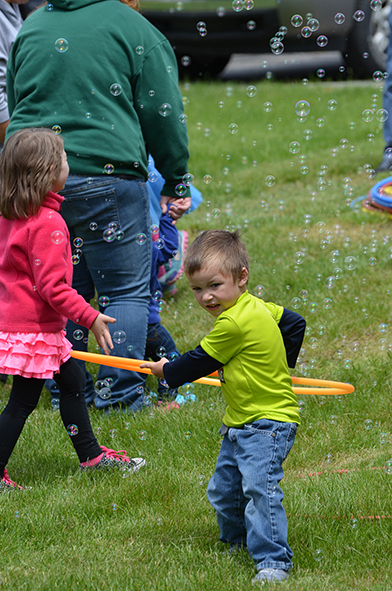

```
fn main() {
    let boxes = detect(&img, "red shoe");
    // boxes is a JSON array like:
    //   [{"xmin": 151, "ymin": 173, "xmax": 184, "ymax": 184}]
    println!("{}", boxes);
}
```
[{"xmin": 0, "ymin": 469, "xmax": 23, "ymax": 492}]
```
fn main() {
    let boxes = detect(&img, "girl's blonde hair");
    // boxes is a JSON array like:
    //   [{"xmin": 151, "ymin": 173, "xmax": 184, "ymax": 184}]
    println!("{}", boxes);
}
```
[{"xmin": 0, "ymin": 127, "xmax": 64, "ymax": 220}]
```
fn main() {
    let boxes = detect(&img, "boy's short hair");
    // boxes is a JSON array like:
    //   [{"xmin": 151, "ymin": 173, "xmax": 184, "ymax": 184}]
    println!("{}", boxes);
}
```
[{"xmin": 184, "ymin": 230, "xmax": 249, "ymax": 280}]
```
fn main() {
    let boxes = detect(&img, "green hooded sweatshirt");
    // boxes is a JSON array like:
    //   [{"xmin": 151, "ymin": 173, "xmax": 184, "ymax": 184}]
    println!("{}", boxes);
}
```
[{"xmin": 6, "ymin": 0, "xmax": 190, "ymax": 198}]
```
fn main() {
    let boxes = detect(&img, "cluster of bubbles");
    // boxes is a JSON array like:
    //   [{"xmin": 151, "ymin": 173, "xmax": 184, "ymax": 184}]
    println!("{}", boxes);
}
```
[
  {"xmin": 102, "ymin": 221, "xmax": 125, "ymax": 243},
  {"xmin": 269, "ymin": 26, "xmax": 288, "ymax": 56}
]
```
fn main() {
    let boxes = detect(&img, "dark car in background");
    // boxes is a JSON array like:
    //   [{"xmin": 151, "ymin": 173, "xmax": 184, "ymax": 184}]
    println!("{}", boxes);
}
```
[
  {"xmin": 22, "ymin": 0, "xmax": 391, "ymax": 79},
  {"xmin": 140, "ymin": 0, "xmax": 391, "ymax": 78}
]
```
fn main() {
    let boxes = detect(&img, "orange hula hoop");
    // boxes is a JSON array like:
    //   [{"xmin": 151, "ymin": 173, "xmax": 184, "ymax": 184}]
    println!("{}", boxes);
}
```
[{"xmin": 71, "ymin": 351, "xmax": 354, "ymax": 395}]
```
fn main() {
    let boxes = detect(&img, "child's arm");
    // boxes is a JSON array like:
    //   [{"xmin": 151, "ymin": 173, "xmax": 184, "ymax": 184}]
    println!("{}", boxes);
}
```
[
  {"xmin": 155, "ymin": 208, "xmax": 180, "ymax": 265},
  {"xmin": 141, "ymin": 345, "xmax": 222, "ymax": 387},
  {"xmin": 278, "ymin": 308, "xmax": 306, "ymax": 368},
  {"xmin": 90, "ymin": 313, "xmax": 116, "ymax": 355}
]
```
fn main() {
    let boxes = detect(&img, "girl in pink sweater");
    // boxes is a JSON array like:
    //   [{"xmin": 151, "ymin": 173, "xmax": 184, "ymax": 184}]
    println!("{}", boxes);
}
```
[{"xmin": 0, "ymin": 128, "xmax": 145, "ymax": 490}]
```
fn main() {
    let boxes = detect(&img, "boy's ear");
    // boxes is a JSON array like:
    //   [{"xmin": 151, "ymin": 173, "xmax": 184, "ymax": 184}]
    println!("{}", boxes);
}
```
[{"xmin": 238, "ymin": 267, "xmax": 249, "ymax": 287}]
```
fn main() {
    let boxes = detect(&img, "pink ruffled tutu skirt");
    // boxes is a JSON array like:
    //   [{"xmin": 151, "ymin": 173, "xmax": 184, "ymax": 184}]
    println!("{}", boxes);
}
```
[{"xmin": 0, "ymin": 331, "xmax": 72, "ymax": 379}]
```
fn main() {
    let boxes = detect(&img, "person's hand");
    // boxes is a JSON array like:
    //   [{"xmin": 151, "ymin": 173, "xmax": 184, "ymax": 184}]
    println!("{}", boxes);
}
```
[
  {"xmin": 90, "ymin": 313, "xmax": 116, "ymax": 355},
  {"xmin": 140, "ymin": 357, "xmax": 169, "ymax": 378},
  {"xmin": 160, "ymin": 195, "xmax": 191, "ymax": 221}
]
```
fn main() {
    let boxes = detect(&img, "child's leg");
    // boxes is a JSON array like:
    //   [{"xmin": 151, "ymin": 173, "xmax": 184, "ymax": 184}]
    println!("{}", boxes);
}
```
[
  {"xmin": 146, "ymin": 323, "xmax": 179, "ymax": 399},
  {"xmin": 235, "ymin": 420, "xmax": 297, "ymax": 572},
  {"xmin": 53, "ymin": 358, "xmax": 102, "ymax": 463},
  {"xmin": 0, "ymin": 375, "xmax": 44, "ymax": 476},
  {"xmin": 207, "ymin": 434, "xmax": 248, "ymax": 548}
]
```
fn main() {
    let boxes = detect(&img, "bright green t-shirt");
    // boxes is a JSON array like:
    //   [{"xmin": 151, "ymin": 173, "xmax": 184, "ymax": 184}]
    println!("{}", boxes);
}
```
[{"xmin": 200, "ymin": 291, "xmax": 300, "ymax": 427}]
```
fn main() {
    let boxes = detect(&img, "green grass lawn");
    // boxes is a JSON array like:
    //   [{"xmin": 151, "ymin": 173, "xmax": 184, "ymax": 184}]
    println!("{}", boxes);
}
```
[{"xmin": 1, "ymin": 78, "xmax": 392, "ymax": 590}]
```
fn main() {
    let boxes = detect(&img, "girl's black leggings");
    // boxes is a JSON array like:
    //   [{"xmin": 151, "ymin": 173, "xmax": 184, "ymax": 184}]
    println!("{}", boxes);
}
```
[{"xmin": 0, "ymin": 358, "xmax": 102, "ymax": 477}]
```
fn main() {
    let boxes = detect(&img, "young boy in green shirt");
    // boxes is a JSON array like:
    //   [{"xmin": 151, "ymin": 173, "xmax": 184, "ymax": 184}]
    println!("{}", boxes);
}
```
[{"xmin": 141, "ymin": 229, "xmax": 305, "ymax": 585}]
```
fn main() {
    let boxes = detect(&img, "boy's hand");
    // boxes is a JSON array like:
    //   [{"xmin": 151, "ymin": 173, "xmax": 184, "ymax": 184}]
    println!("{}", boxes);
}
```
[
  {"xmin": 90, "ymin": 313, "xmax": 116, "ymax": 355},
  {"xmin": 140, "ymin": 357, "xmax": 169, "ymax": 378}
]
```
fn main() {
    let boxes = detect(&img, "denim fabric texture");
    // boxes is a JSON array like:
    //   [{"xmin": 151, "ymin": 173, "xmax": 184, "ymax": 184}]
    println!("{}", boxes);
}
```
[
  {"xmin": 383, "ymin": 8, "xmax": 392, "ymax": 147},
  {"xmin": 207, "ymin": 419, "xmax": 297, "ymax": 571},
  {"xmin": 53, "ymin": 175, "xmax": 151, "ymax": 411},
  {"xmin": 145, "ymin": 323, "xmax": 180, "ymax": 398}
]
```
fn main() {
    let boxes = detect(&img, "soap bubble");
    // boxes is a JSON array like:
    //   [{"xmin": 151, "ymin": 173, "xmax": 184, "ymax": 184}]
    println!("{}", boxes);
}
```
[
  {"xmin": 113, "ymin": 330, "xmax": 126, "ymax": 344},
  {"xmin": 376, "ymin": 108, "xmax": 389, "ymax": 122},
  {"xmin": 73, "ymin": 237, "xmax": 83, "ymax": 248},
  {"xmin": 362, "ymin": 109, "xmax": 374, "ymax": 122},
  {"xmin": 301, "ymin": 26, "xmax": 312, "ymax": 38},
  {"xmin": 184, "ymin": 431, "xmax": 192, "ymax": 439},
  {"xmin": 295, "ymin": 100, "xmax": 310, "ymax": 117},
  {"xmin": 263, "ymin": 101, "xmax": 273, "ymax": 112},
  {"xmin": 55, "ymin": 38, "xmax": 69, "ymax": 53},
  {"xmin": 229, "ymin": 123, "xmax": 239, "ymax": 134},
  {"xmin": 51, "ymin": 230, "xmax": 64, "ymax": 244},
  {"xmin": 232, "ymin": 0, "xmax": 244, "ymax": 11},
  {"xmin": 265, "ymin": 175, "xmax": 276, "ymax": 187},
  {"xmin": 363, "ymin": 419, "xmax": 373, "ymax": 430},
  {"xmin": 136, "ymin": 233, "xmax": 147, "ymax": 245},
  {"xmin": 293, "ymin": 251, "xmax": 305, "ymax": 264},
  {"xmin": 327, "ymin": 99, "xmax": 338, "ymax": 111},
  {"xmin": 290, "ymin": 297, "xmax": 302, "ymax": 309},
  {"xmin": 289, "ymin": 141, "xmax": 300, "ymax": 154},
  {"xmin": 104, "ymin": 163, "xmax": 114, "ymax": 174},
  {"xmin": 89, "ymin": 222, "xmax": 98, "ymax": 231},
  {"xmin": 95, "ymin": 380, "xmax": 111, "ymax": 400},
  {"xmin": 373, "ymin": 70, "xmax": 384, "ymax": 82},
  {"xmin": 353, "ymin": 9, "xmax": 365, "ymax": 21},
  {"xmin": 135, "ymin": 45, "xmax": 144, "ymax": 55},
  {"xmin": 323, "ymin": 298, "xmax": 333, "ymax": 309},
  {"xmin": 334, "ymin": 12, "xmax": 345, "ymax": 24},
  {"xmin": 139, "ymin": 430, "xmax": 147, "ymax": 440},
  {"xmin": 159, "ymin": 103, "xmax": 172, "ymax": 117},
  {"xmin": 73, "ymin": 329, "xmax": 84, "ymax": 341},
  {"xmin": 344, "ymin": 256, "xmax": 357, "ymax": 270},
  {"xmin": 98, "ymin": 295, "xmax": 110, "ymax": 307},
  {"xmin": 316, "ymin": 68, "xmax": 325, "ymax": 78},
  {"xmin": 156, "ymin": 346, "xmax": 167, "ymax": 358},
  {"xmin": 52, "ymin": 125, "xmax": 62, "ymax": 134},
  {"xmin": 246, "ymin": 85, "xmax": 257, "ymax": 97},
  {"xmin": 325, "ymin": 453, "xmax": 333, "ymax": 463},
  {"xmin": 383, "ymin": 458, "xmax": 392, "ymax": 474},
  {"xmin": 110, "ymin": 83, "xmax": 122, "ymax": 96},
  {"xmin": 291, "ymin": 14, "xmax": 303, "ymax": 27},
  {"xmin": 66, "ymin": 424, "xmax": 79, "ymax": 436},
  {"xmin": 103, "ymin": 228, "xmax": 115, "ymax": 243},
  {"xmin": 370, "ymin": 0, "xmax": 382, "ymax": 10},
  {"xmin": 247, "ymin": 20, "xmax": 256, "ymax": 30},
  {"xmin": 255, "ymin": 284, "xmax": 265, "ymax": 298},
  {"xmin": 317, "ymin": 35, "xmax": 328, "ymax": 47}
]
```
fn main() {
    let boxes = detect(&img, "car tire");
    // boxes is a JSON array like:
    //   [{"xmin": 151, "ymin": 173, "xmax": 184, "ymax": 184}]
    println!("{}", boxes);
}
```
[{"xmin": 345, "ymin": 0, "xmax": 391, "ymax": 78}]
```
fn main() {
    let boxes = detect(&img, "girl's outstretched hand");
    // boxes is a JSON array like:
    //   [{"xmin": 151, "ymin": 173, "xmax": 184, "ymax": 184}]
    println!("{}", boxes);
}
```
[
  {"xmin": 91, "ymin": 313, "xmax": 116, "ymax": 355},
  {"xmin": 140, "ymin": 358, "xmax": 169, "ymax": 378}
]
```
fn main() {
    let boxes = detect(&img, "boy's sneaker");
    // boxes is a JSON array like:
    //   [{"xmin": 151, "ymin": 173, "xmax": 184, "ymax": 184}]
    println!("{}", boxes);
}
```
[
  {"xmin": 0, "ymin": 469, "xmax": 23, "ymax": 492},
  {"xmin": 252, "ymin": 568, "xmax": 289, "ymax": 585},
  {"xmin": 81, "ymin": 446, "xmax": 145, "ymax": 473}
]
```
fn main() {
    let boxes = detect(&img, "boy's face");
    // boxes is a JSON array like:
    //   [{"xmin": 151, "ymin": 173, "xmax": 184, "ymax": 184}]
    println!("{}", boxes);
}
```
[{"xmin": 187, "ymin": 265, "xmax": 248, "ymax": 317}]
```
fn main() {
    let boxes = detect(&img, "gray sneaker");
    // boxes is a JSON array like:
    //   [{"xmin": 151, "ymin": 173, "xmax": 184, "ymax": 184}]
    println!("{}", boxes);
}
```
[
  {"xmin": 375, "ymin": 153, "xmax": 392, "ymax": 173},
  {"xmin": 252, "ymin": 568, "xmax": 289, "ymax": 585},
  {"xmin": 81, "ymin": 446, "xmax": 146, "ymax": 473}
]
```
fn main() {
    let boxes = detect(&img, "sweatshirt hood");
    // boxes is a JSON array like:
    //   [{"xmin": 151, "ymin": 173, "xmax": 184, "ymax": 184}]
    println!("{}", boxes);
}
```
[{"xmin": 51, "ymin": 0, "xmax": 108, "ymax": 11}]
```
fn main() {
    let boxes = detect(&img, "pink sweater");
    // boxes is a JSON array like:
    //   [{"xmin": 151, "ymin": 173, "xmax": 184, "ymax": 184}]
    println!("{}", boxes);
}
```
[{"xmin": 0, "ymin": 191, "xmax": 99, "ymax": 333}]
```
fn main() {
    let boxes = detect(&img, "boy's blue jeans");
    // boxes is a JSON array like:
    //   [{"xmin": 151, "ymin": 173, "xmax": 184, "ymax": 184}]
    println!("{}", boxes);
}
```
[{"xmin": 207, "ymin": 419, "xmax": 297, "ymax": 572}]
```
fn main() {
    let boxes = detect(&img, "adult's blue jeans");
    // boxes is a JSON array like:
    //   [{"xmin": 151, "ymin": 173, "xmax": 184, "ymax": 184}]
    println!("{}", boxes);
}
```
[
  {"xmin": 207, "ymin": 419, "xmax": 297, "ymax": 572},
  {"xmin": 383, "ymin": 9, "xmax": 392, "ymax": 148},
  {"xmin": 59, "ymin": 175, "xmax": 151, "ymax": 411}
]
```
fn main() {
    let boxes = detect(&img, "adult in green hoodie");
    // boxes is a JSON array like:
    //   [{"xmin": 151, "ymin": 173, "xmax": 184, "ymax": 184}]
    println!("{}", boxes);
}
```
[{"xmin": 6, "ymin": 0, "xmax": 191, "ymax": 411}]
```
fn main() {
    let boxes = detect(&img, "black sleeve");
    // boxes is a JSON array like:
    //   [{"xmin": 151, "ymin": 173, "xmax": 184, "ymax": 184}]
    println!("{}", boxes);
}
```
[
  {"xmin": 163, "ymin": 345, "xmax": 222, "ymax": 388},
  {"xmin": 279, "ymin": 308, "xmax": 306, "ymax": 368}
]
